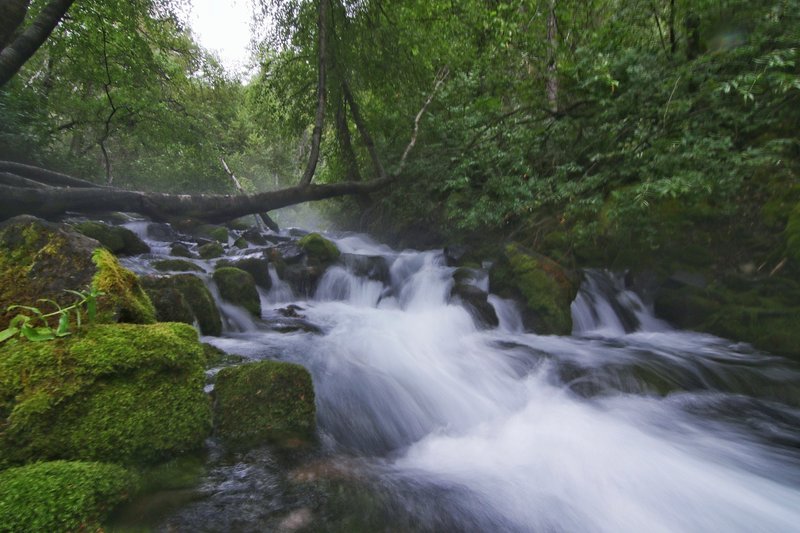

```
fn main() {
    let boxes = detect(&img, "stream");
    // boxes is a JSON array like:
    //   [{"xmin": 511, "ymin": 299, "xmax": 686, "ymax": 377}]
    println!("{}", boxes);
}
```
[{"xmin": 116, "ymin": 223, "xmax": 800, "ymax": 532}]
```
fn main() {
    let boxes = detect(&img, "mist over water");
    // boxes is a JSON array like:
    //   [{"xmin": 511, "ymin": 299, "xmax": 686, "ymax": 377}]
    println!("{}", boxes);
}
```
[{"xmin": 124, "ymin": 228, "xmax": 800, "ymax": 532}]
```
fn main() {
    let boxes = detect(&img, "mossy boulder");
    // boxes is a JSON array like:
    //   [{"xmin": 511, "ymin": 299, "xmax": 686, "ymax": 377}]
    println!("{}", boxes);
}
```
[
  {"xmin": 74, "ymin": 221, "xmax": 150, "ymax": 256},
  {"xmin": 0, "ymin": 323, "xmax": 212, "ymax": 467},
  {"xmin": 213, "ymin": 267, "xmax": 261, "ymax": 317},
  {"xmin": 298, "ymin": 233, "xmax": 340, "ymax": 265},
  {"xmin": 0, "ymin": 216, "xmax": 155, "ymax": 329},
  {"xmin": 198, "ymin": 241, "xmax": 224, "ymax": 259},
  {"xmin": 140, "ymin": 274, "xmax": 222, "ymax": 336},
  {"xmin": 216, "ymin": 257, "xmax": 271, "ymax": 289},
  {"xmin": 170, "ymin": 242, "xmax": 195, "ymax": 258},
  {"xmin": 489, "ymin": 243, "xmax": 578, "ymax": 335},
  {"xmin": 213, "ymin": 360, "xmax": 315, "ymax": 448},
  {"xmin": 153, "ymin": 259, "xmax": 204, "ymax": 273},
  {"xmin": 207, "ymin": 226, "xmax": 229, "ymax": 244},
  {"xmin": 0, "ymin": 460, "xmax": 138, "ymax": 532}
]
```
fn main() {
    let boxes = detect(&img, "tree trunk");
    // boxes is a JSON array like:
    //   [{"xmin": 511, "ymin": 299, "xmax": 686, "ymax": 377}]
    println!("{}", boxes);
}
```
[
  {"xmin": 0, "ymin": 0, "xmax": 30, "ymax": 49},
  {"xmin": 0, "ymin": 0, "xmax": 75, "ymax": 87},
  {"xmin": 546, "ymin": 0, "xmax": 559, "ymax": 113}
]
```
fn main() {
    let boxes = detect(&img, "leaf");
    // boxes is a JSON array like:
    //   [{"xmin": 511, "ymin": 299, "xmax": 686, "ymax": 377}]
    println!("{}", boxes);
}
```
[
  {"xmin": 7, "ymin": 305, "xmax": 43, "ymax": 316},
  {"xmin": 86, "ymin": 298, "xmax": 97, "ymax": 321},
  {"xmin": 56, "ymin": 313, "xmax": 71, "ymax": 337},
  {"xmin": 0, "ymin": 327, "xmax": 19, "ymax": 343},
  {"xmin": 21, "ymin": 325, "xmax": 56, "ymax": 342}
]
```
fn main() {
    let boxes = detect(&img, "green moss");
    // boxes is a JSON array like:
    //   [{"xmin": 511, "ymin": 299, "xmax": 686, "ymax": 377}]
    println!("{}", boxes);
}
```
[
  {"xmin": 213, "ymin": 267, "xmax": 261, "ymax": 317},
  {"xmin": 298, "ymin": 233, "xmax": 340, "ymax": 265},
  {"xmin": 92, "ymin": 248, "xmax": 156, "ymax": 324},
  {"xmin": 213, "ymin": 360, "xmax": 315, "ymax": 448},
  {"xmin": 152, "ymin": 259, "xmax": 204, "ymax": 272},
  {"xmin": 0, "ymin": 460, "xmax": 137, "ymax": 532},
  {"xmin": 198, "ymin": 242, "xmax": 224, "ymax": 259},
  {"xmin": 208, "ymin": 226, "xmax": 229, "ymax": 244},
  {"xmin": 74, "ymin": 221, "xmax": 149, "ymax": 256},
  {"xmin": 216, "ymin": 257, "xmax": 271, "ymax": 289},
  {"xmin": 140, "ymin": 274, "xmax": 222, "ymax": 336},
  {"xmin": 0, "ymin": 323, "xmax": 212, "ymax": 467},
  {"xmin": 490, "ymin": 244, "xmax": 577, "ymax": 335},
  {"xmin": 170, "ymin": 243, "xmax": 194, "ymax": 258}
]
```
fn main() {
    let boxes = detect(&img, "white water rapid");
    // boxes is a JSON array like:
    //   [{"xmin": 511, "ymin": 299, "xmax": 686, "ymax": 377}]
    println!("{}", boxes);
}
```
[{"xmin": 122, "ymin": 226, "xmax": 800, "ymax": 532}]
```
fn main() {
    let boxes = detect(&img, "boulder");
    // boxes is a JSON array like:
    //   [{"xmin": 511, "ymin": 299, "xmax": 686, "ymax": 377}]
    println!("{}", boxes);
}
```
[
  {"xmin": 339, "ymin": 253, "xmax": 390, "ymax": 283},
  {"xmin": 74, "ymin": 221, "xmax": 150, "ymax": 256},
  {"xmin": 0, "ymin": 323, "xmax": 212, "ymax": 467},
  {"xmin": 213, "ymin": 267, "xmax": 261, "ymax": 317},
  {"xmin": 170, "ymin": 242, "xmax": 195, "ymax": 258},
  {"xmin": 242, "ymin": 227, "xmax": 268, "ymax": 245},
  {"xmin": 0, "ymin": 461, "xmax": 137, "ymax": 532},
  {"xmin": 146, "ymin": 223, "xmax": 179, "ymax": 242},
  {"xmin": 489, "ymin": 243, "xmax": 578, "ymax": 335},
  {"xmin": 216, "ymin": 257, "xmax": 272, "ymax": 290},
  {"xmin": 152, "ymin": 259, "xmax": 204, "ymax": 273},
  {"xmin": 140, "ymin": 274, "xmax": 222, "ymax": 336},
  {"xmin": 213, "ymin": 360, "xmax": 315, "ymax": 448},
  {"xmin": 198, "ymin": 242, "xmax": 224, "ymax": 259},
  {"xmin": 0, "ymin": 216, "xmax": 155, "ymax": 329},
  {"xmin": 451, "ymin": 283, "xmax": 499, "ymax": 328},
  {"xmin": 298, "ymin": 233, "xmax": 340, "ymax": 265}
]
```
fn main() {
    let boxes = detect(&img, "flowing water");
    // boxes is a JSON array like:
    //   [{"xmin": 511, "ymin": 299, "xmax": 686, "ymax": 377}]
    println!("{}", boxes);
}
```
[{"xmin": 119, "ymin": 223, "xmax": 800, "ymax": 532}]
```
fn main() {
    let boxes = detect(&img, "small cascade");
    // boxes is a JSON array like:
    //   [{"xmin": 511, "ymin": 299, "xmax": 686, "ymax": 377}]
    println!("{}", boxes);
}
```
[
  {"xmin": 315, "ymin": 266, "xmax": 384, "ymax": 307},
  {"xmin": 571, "ymin": 269, "xmax": 668, "ymax": 336},
  {"xmin": 488, "ymin": 295, "xmax": 523, "ymax": 333},
  {"xmin": 265, "ymin": 264, "xmax": 293, "ymax": 303}
]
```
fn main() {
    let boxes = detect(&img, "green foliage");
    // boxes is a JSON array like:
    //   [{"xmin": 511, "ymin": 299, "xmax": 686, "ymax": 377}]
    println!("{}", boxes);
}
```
[
  {"xmin": 787, "ymin": 202, "xmax": 800, "ymax": 263},
  {"xmin": 0, "ymin": 460, "xmax": 137, "ymax": 532},
  {"xmin": 213, "ymin": 360, "xmax": 316, "ymax": 448},
  {"xmin": 0, "ymin": 323, "xmax": 212, "ymax": 467},
  {"xmin": 0, "ymin": 287, "xmax": 103, "ymax": 344}
]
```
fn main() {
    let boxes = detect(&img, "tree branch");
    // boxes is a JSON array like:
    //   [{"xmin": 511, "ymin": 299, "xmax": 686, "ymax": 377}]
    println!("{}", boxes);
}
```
[{"xmin": 298, "ymin": 0, "xmax": 329, "ymax": 186}]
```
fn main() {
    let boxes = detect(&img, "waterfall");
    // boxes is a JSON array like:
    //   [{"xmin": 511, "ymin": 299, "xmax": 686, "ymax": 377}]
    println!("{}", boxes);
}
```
[{"xmin": 118, "ymin": 227, "xmax": 800, "ymax": 532}]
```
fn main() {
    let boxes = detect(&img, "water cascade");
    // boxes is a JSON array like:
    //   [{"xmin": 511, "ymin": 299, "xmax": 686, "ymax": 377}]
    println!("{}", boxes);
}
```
[{"xmin": 119, "ymin": 225, "xmax": 800, "ymax": 532}]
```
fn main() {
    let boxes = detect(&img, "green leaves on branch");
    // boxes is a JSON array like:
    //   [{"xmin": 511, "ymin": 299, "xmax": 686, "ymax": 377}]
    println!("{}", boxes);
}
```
[{"xmin": 0, "ymin": 288, "xmax": 104, "ymax": 344}]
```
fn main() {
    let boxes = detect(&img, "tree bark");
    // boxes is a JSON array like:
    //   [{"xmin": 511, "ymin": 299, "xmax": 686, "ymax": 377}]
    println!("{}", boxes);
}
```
[
  {"xmin": 0, "ymin": 0, "xmax": 30, "ymax": 49},
  {"xmin": 298, "ymin": 0, "xmax": 329, "ymax": 186},
  {"xmin": 545, "ymin": 0, "xmax": 559, "ymax": 113},
  {"xmin": 0, "ymin": 0, "xmax": 75, "ymax": 87}
]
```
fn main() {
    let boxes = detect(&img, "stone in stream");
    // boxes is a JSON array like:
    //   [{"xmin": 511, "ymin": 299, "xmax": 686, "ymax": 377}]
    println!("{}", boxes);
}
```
[
  {"xmin": 152, "ymin": 259, "xmax": 204, "ymax": 273},
  {"xmin": 213, "ymin": 360, "xmax": 316, "ymax": 449},
  {"xmin": 213, "ymin": 267, "xmax": 261, "ymax": 317},
  {"xmin": 170, "ymin": 242, "xmax": 195, "ymax": 258},
  {"xmin": 450, "ymin": 282, "xmax": 499, "ymax": 328},
  {"xmin": 198, "ymin": 241, "xmax": 224, "ymax": 259},
  {"xmin": 73, "ymin": 221, "xmax": 150, "ymax": 256},
  {"xmin": 141, "ymin": 274, "xmax": 222, "ymax": 336},
  {"xmin": 216, "ymin": 257, "xmax": 272, "ymax": 290}
]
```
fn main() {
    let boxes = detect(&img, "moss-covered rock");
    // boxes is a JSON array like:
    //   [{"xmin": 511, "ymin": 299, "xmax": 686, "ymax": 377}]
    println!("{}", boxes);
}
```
[
  {"xmin": 216, "ymin": 257, "xmax": 271, "ymax": 289},
  {"xmin": 0, "ymin": 460, "xmax": 138, "ymax": 532},
  {"xmin": 0, "ymin": 216, "xmax": 154, "ymax": 329},
  {"xmin": 140, "ymin": 274, "xmax": 222, "ymax": 336},
  {"xmin": 74, "ymin": 221, "xmax": 150, "ymax": 256},
  {"xmin": 92, "ymin": 248, "xmax": 157, "ymax": 324},
  {"xmin": 207, "ymin": 226, "xmax": 229, "ymax": 244},
  {"xmin": 298, "ymin": 233, "xmax": 340, "ymax": 265},
  {"xmin": 213, "ymin": 267, "xmax": 261, "ymax": 317},
  {"xmin": 198, "ymin": 241, "xmax": 224, "ymax": 259},
  {"xmin": 153, "ymin": 259, "xmax": 204, "ymax": 273},
  {"xmin": 489, "ymin": 243, "xmax": 578, "ymax": 335},
  {"xmin": 170, "ymin": 242, "xmax": 195, "ymax": 258},
  {"xmin": 0, "ymin": 323, "xmax": 212, "ymax": 467},
  {"xmin": 213, "ymin": 360, "xmax": 315, "ymax": 448}
]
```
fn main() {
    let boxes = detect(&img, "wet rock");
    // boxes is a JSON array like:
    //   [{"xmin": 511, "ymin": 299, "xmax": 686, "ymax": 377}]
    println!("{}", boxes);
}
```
[
  {"xmin": 242, "ymin": 227, "xmax": 268, "ymax": 245},
  {"xmin": 451, "ymin": 283, "xmax": 499, "ymax": 328},
  {"xmin": 271, "ymin": 241, "xmax": 305, "ymax": 264},
  {"xmin": 298, "ymin": 233, "xmax": 340, "ymax": 265},
  {"xmin": 444, "ymin": 245, "xmax": 469, "ymax": 267},
  {"xmin": 147, "ymin": 223, "xmax": 179, "ymax": 242},
  {"xmin": 339, "ymin": 253, "xmax": 390, "ymax": 283},
  {"xmin": 489, "ymin": 243, "xmax": 578, "ymax": 335},
  {"xmin": 213, "ymin": 360, "xmax": 316, "ymax": 448},
  {"xmin": 153, "ymin": 259, "xmax": 204, "ymax": 273},
  {"xmin": 217, "ymin": 257, "xmax": 272, "ymax": 290},
  {"xmin": 73, "ymin": 221, "xmax": 150, "ymax": 256},
  {"xmin": 0, "ymin": 323, "xmax": 211, "ymax": 466},
  {"xmin": 170, "ymin": 242, "xmax": 195, "ymax": 258},
  {"xmin": 233, "ymin": 236, "xmax": 249, "ymax": 249},
  {"xmin": 281, "ymin": 264, "xmax": 326, "ymax": 297},
  {"xmin": 213, "ymin": 267, "xmax": 261, "ymax": 317},
  {"xmin": 141, "ymin": 274, "xmax": 222, "ymax": 336},
  {"xmin": 198, "ymin": 242, "xmax": 224, "ymax": 259},
  {"xmin": 288, "ymin": 228, "xmax": 309, "ymax": 238}
]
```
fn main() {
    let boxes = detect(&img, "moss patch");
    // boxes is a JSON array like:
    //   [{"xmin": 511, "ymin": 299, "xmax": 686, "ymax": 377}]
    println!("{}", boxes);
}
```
[
  {"xmin": 0, "ymin": 460, "xmax": 137, "ymax": 532},
  {"xmin": 198, "ymin": 242, "xmax": 224, "ymax": 259},
  {"xmin": 140, "ymin": 274, "xmax": 222, "ymax": 336},
  {"xmin": 298, "ymin": 233, "xmax": 340, "ymax": 265},
  {"xmin": 213, "ymin": 267, "xmax": 261, "ymax": 317},
  {"xmin": 92, "ymin": 248, "xmax": 156, "ymax": 324},
  {"xmin": 216, "ymin": 257, "xmax": 271, "ymax": 289},
  {"xmin": 74, "ymin": 221, "xmax": 149, "ymax": 256},
  {"xmin": 0, "ymin": 323, "xmax": 212, "ymax": 467},
  {"xmin": 490, "ymin": 243, "xmax": 578, "ymax": 335},
  {"xmin": 153, "ymin": 259, "xmax": 204, "ymax": 273},
  {"xmin": 213, "ymin": 360, "xmax": 315, "ymax": 448}
]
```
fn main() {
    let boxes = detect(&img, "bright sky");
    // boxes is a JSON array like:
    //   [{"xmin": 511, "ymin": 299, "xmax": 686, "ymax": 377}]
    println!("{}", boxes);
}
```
[{"xmin": 187, "ymin": 0, "xmax": 254, "ymax": 76}]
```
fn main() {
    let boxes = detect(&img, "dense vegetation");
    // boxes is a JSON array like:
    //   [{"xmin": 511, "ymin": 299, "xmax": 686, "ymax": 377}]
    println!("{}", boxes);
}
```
[{"xmin": 1, "ymin": 0, "xmax": 799, "ymax": 272}]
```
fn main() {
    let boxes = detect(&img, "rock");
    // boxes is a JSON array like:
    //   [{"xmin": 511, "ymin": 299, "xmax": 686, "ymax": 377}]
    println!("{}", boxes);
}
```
[
  {"xmin": 198, "ymin": 242, "xmax": 224, "ymax": 259},
  {"xmin": 213, "ymin": 360, "xmax": 315, "ymax": 448},
  {"xmin": 233, "ymin": 236, "xmax": 249, "ymax": 249},
  {"xmin": 289, "ymin": 228, "xmax": 310, "ymax": 237},
  {"xmin": 0, "ymin": 216, "xmax": 155, "ymax": 329},
  {"xmin": 270, "ymin": 241, "xmax": 305, "ymax": 264},
  {"xmin": 216, "ymin": 257, "xmax": 272, "ymax": 290},
  {"xmin": 443, "ymin": 244, "xmax": 469, "ymax": 266},
  {"xmin": 451, "ymin": 283, "xmax": 499, "ymax": 328},
  {"xmin": 170, "ymin": 242, "xmax": 195, "ymax": 258},
  {"xmin": 0, "ymin": 323, "xmax": 212, "ymax": 466},
  {"xmin": 213, "ymin": 267, "xmax": 261, "ymax": 317},
  {"xmin": 242, "ymin": 227, "xmax": 268, "ymax": 245},
  {"xmin": 146, "ymin": 223, "xmax": 179, "ymax": 242},
  {"xmin": 489, "ymin": 243, "xmax": 578, "ymax": 335},
  {"xmin": 206, "ymin": 226, "xmax": 229, "ymax": 244},
  {"xmin": 141, "ymin": 274, "xmax": 222, "ymax": 336},
  {"xmin": 281, "ymin": 263, "xmax": 326, "ymax": 297},
  {"xmin": 152, "ymin": 259, "xmax": 204, "ymax": 273},
  {"xmin": 74, "ymin": 221, "xmax": 150, "ymax": 256},
  {"xmin": 339, "ymin": 253, "xmax": 390, "ymax": 282},
  {"xmin": 0, "ymin": 461, "xmax": 137, "ymax": 532},
  {"xmin": 298, "ymin": 233, "xmax": 340, "ymax": 265}
]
